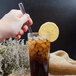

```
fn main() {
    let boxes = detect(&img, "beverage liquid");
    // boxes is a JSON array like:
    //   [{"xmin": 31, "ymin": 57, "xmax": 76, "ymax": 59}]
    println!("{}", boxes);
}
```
[{"xmin": 28, "ymin": 38, "xmax": 50, "ymax": 76}]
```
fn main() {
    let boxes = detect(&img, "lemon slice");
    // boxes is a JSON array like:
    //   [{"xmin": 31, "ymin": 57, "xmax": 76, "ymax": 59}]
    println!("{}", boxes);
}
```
[{"xmin": 39, "ymin": 22, "xmax": 59, "ymax": 42}]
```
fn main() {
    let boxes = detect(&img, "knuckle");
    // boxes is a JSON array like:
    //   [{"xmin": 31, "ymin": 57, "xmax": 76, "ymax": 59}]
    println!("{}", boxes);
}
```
[
  {"xmin": 10, "ymin": 9, "xmax": 19, "ymax": 15},
  {"xmin": 9, "ymin": 9, "xmax": 16, "ymax": 16},
  {"xmin": 10, "ymin": 9, "xmax": 16, "ymax": 12},
  {"xmin": 10, "ymin": 9, "xmax": 20, "ymax": 13},
  {"xmin": 25, "ymin": 13, "xmax": 30, "ymax": 18}
]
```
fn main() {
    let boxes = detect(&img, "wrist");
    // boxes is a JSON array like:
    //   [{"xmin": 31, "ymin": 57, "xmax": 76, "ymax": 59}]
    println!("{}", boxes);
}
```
[{"xmin": 0, "ymin": 20, "xmax": 14, "ymax": 40}]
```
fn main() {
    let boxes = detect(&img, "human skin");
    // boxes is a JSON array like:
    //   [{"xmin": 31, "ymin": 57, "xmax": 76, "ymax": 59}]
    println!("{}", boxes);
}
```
[{"xmin": 0, "ymin": 9, "xmax": 33, "ymax": 42}]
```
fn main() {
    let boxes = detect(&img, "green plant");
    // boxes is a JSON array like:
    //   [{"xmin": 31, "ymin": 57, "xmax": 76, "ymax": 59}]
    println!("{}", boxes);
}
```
[{"xmin": 0, "ymin": 38, "xmax": 30, "ymax": 75}]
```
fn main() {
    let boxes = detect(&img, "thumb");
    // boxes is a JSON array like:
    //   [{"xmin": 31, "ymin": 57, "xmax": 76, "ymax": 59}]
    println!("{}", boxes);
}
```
[{"xmin": 20, "ymin": 14, "xmax": 29, "ymax": 27}]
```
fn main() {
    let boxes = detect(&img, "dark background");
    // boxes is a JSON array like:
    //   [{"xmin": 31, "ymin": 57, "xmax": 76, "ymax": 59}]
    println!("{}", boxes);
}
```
[{"xmin": 0, "ymin": 0, "xmax": 76, "ymax": 59}]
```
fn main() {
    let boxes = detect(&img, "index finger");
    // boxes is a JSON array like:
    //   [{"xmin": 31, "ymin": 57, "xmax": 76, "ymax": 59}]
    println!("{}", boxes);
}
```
[
  {"xmin": 28, "ymin": 17, "xmax": 33, "ymax": 25},
  {"xmin": 26, "ymin": 14, "xmax": 33, "ymax": 25},
  {"xmin": 10, "ymin": 9, "xmax": 23, "ymax": 18}
]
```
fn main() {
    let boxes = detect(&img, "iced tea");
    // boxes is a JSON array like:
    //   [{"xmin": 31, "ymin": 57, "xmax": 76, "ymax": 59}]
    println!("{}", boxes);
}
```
[{"xmin": 28, "ymin": 33, "xmax": 50, "ymax": 76}]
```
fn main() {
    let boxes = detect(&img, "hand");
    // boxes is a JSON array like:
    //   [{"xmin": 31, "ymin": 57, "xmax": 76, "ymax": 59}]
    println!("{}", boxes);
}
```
[{"xmin": 0, "ymin": 9, "xmax": 33, "ymax": 42}]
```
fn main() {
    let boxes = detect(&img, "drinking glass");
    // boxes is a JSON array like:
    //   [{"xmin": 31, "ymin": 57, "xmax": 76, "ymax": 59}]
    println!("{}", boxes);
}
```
[{"xmin": 28, "ymin": 32, "xmax": 50, "ymax": 76}]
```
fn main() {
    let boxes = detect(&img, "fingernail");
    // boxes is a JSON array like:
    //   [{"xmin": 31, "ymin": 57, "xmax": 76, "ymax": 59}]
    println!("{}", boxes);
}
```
[
  {"xmin": 18, "ymin": 31, "xmax": 20, "ymax": 35},
  {"xmin": 23, "ymin": 25, "xmax": 28, "ymax": 32},
  {"xmin": 17, "ymin": 35, "xmax": 21, "ymax": 39}
]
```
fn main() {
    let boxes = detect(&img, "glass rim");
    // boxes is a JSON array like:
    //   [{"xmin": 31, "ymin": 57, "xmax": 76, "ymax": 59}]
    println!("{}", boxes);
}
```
[
  {"xmin": 28, "ymin": 32, "xmax": 50, "ymax": 40},
  {"xmin": 28, "ymin": 32, "xmax": 38, "ymax": 34},
  {"xmin": 28, "ymin": 32, "xmax": 39, "ymax": 38}
]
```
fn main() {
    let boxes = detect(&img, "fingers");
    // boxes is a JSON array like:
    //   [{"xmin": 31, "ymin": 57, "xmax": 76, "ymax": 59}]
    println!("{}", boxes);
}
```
[
  {"xmin": 27, "ymin": 14, "xmax": 33, "ymax": 25},
  {"xmin": 22, "ymin": 25, "xmax": 28, "ymax": 32},
  {"xmin": 20, "ymin": 14, "xmax": 29, "ymax": 27},
  {"xmin": 15, "ymin": 25, "xmax": 28, "ymax": 39},
  {"xmin": 20, "ymin": 13, "xmax": 33, "ymax": 26},
  {"xmin": 10, "ymin": 9, "xmax": 23, "ymax": 17},
  {"xmin": 10, "ymin": 10, "xmax": 33, "ymax": 26},
  {"xmin": 16, "ymin": 35, "xmax": 21, "ymax": 39},
  {"xmin": 11, "ymin": 10, "xmax": 33, "ymax": 39},
  {"xmin": 16, "ymin": 29, "xmax": 24, "ymax": 39},
  {"xmin": 18, "ymin": 29, "xmax": 24, "ymax": 35}
]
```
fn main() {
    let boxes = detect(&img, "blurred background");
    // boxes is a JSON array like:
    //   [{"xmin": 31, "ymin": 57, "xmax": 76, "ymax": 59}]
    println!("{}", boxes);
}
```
[{"xmin": 0, "ymin": 0, "xmax": 76, "ymax": 59}]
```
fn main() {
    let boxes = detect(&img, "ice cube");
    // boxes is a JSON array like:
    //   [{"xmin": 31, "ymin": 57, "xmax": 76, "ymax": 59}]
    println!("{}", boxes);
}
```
[{"xmin": 41, "ymin": 43, "xmax": 46, "ymax": 48}]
